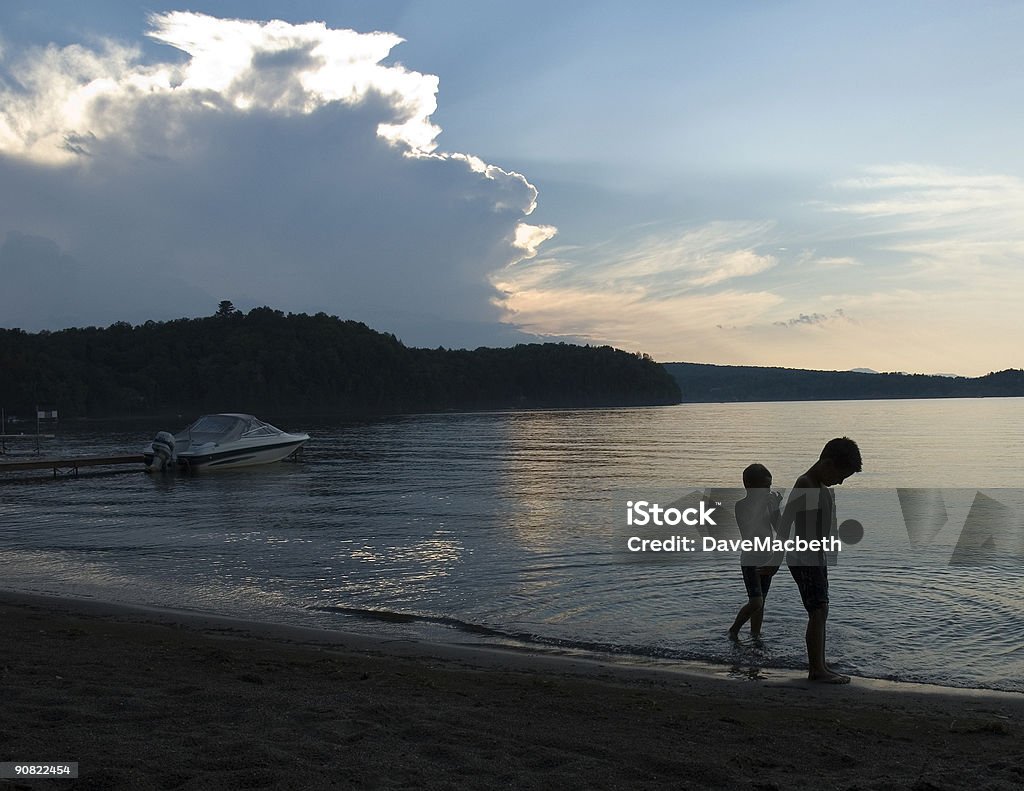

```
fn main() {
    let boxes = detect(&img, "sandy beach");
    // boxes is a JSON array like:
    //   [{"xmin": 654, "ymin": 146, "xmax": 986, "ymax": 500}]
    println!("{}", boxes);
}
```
[{"xmin": 1, "ymin": 591, "xmax": 1022, "ymax": 790}]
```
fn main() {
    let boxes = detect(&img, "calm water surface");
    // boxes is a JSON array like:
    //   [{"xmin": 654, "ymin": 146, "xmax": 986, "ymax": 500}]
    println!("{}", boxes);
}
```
[{"xmin": 1, "ymin": 398, "xmax": 1022, "ymax": 692}]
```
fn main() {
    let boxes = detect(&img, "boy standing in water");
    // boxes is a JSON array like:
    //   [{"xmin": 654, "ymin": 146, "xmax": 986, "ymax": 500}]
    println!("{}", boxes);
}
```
[
  {"xmin": 779, "ymin": 437, "xmax": 862, "ymax": 684},
  {"xmin": 728, "ymin": 463, "xmax": 783, "ymax": 640}
]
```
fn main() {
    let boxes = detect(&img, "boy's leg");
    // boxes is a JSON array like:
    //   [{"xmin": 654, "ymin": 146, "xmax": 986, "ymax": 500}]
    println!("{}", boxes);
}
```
[
  {"xmin": 750, "ymin": 599, "xmax": 765, "ymax": 637},
  {"xmin": 805, "ymin": 606, "xmax": 847, "ymax": 682},
  {"xmin": 806, "ymin": 605, "xmax": 827, "ymax": 672},
  {"xmin": 730, "ymin": 566, "xmax": 764, "ymax": 637},
  {"xmin": 792, "ymin": 565, "xmax": 849, "ymax": 683},
  {"xmin": 729, "ymin": 596, "xmax": 763, "ymax": 638},
  {"xmin": 750, "ymin": 572, "xmax": 773, "ymax": 637}
]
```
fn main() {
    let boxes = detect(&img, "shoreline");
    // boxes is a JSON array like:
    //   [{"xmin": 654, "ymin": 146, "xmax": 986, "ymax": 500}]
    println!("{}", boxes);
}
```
[
  {"xmin": 6, "ymin": 588, "xmax": 1021, "ymax": 699},
  {"xmin": 3, "ymin": 591, "xmax": 1023, "ymax": 789}
]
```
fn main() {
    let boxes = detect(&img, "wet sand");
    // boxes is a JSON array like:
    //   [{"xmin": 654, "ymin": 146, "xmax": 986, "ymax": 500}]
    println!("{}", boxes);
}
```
[{"xmin": 1, "ymin": 591, "xmax": 1022, "ymax": 790}]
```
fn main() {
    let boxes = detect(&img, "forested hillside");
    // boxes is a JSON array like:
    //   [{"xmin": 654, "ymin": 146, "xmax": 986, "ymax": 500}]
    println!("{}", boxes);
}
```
[
  {"xmin": 0, "ymin": 308, "xmax": 681, "ymax": 418},
  {"xmin": 664, "ymin": 362, "xmax": 1024, "ymax": 401}
]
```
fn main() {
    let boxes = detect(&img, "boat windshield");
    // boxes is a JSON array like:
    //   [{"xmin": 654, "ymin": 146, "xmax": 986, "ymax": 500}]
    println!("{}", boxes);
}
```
[
  {"xmin": 182, "ymin": 414, "xmax": 284, "ymax": 443},
  {"xmin": 241, "ymin": 418, "xmax": 283, "ymax": 438},
  {"xmin": 184, "ymin": 415, "xmax": 245, "ymax": 442}
]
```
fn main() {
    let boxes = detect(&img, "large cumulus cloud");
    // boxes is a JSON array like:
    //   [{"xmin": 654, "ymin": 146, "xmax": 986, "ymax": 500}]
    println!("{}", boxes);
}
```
[{"xmin": 0, "ymin": 12, "xmax": 555, "ymax": 346}]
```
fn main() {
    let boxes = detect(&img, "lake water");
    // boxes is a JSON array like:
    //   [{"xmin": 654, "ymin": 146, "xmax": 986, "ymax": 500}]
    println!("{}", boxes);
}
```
[{"xmin": 1, "ymin": 398, "xmax": 1022, "ymax": 692}]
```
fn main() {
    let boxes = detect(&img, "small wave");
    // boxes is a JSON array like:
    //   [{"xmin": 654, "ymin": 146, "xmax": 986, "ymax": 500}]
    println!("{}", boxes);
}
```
[
  {"xmin": 311, "ymin": 604, "xmax": 756, "ymax": 664},
  {"xmin": 309, "ymin": 604, "xmax": 1024, "ymax": 695}
]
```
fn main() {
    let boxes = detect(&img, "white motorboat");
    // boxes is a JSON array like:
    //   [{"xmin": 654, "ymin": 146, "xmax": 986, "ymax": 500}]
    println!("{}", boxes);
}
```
[{"xmin": 144, "ymin": 413, "xmax": 309, "ymax": 471}]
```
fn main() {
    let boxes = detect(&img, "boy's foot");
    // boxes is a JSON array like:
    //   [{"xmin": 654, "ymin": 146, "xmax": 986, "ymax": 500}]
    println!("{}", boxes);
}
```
[
  {"xmin": 808, "ymin": 670, "xmax": 851, "ymax": 684},
  {"xmin": 727, "ymin": 629, "xmax": 740, "ymax": 641}
]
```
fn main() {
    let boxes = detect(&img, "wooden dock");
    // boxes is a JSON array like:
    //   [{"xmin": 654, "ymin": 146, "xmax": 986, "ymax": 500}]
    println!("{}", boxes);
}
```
[{"xmin": 0, "ymin": 454, "xmax": 143, "ymax": 478}]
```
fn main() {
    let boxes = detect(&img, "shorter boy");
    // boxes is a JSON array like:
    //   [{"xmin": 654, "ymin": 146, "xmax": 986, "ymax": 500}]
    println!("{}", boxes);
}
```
[{"xmin": 728, "ymin": 463, "xmax": 783, "ymax": 639}]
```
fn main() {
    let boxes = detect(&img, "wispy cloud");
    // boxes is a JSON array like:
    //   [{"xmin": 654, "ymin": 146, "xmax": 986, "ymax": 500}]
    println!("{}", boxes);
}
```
[
  {"xmin": 829, "ymin": 164, "xmax": 1024, "ymax": 219},
  {"xmin": 806, "ymin": 255, "xmax": 860, "ymax": 268},
  {"xmin": 819, "ymin": 164, "xmax": 1024, "ymax": 292},
  {"xmin": 498, "ymin": 220, "xmax": 778, "ymax": 295},
  {"xmin": 772, "ymin": 309, "xmax": 850, "ymax": 328},
  {"xmin": 494, "ymin": 220, "xmax": 784, "ymax": 357}
]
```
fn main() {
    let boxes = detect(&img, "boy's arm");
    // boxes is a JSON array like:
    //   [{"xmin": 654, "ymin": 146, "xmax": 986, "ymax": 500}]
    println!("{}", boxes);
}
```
[
  {"xmin": 734, "ymin": 497, "xmax": 751, "ymax": 541},
  {"xmin": 777, "ymin": 476, "xmax": 816, "ymax": 541},
  {"xmin": 767, "ymin": 492, "xmax": 783, "ymax": 532}
]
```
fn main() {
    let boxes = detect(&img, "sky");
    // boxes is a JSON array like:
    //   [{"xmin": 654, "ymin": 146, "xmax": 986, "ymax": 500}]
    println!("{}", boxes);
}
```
[{"xmin": 1, "ymin": 1, "xmax": 1022, "ymax": 375}]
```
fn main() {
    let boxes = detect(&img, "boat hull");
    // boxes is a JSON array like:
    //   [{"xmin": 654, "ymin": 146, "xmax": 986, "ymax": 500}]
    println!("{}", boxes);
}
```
[{"xmin": 175, "ymin": 436, "xmax": 309, "ymax": 470}]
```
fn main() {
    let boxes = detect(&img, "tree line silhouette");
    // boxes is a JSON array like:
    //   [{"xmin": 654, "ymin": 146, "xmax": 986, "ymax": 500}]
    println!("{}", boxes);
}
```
[
  {"xmin": 663, "ymin": 362, "xmax": 1024, "ymax": 401},
  {"xmin": 0, "ymin": 307, "xmax": 682, "ymax": 419}
]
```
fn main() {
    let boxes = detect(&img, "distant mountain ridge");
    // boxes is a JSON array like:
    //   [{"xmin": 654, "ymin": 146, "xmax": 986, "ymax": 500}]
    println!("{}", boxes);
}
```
[{"xmin": 663, "ymin": 362, "xmax": 1024, "ymax": 402}]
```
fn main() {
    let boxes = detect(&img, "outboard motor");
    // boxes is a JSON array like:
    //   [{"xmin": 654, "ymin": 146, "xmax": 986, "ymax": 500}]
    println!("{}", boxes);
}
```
[{"xmin": 145, "ymin": 431, "xmax": 176, "ymax": 472}]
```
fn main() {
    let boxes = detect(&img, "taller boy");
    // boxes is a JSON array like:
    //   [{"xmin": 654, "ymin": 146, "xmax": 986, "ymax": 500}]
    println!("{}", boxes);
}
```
[{"xmin": 780, "ymin": 437, "xmax": 862, "ymax": 684}]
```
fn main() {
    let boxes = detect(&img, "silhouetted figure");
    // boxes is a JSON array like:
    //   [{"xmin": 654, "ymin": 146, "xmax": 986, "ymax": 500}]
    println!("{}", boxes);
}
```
[
  {"xmin": 778, "ymin": 437, "xmax": 862, "ymax": 683},
  {"xmin": 728, "ymin": 463, "xmax": 783, "ymax": 639}
]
